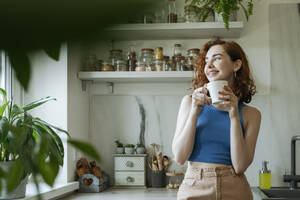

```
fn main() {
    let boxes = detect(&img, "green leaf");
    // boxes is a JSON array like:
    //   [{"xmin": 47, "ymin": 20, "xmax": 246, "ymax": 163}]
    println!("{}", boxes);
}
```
[
  {"xmin": 7, "ymin": 51, "xmax": 31, "ymax": 91},
  {"xmin": 0, "ymin": 102, "xmax": 9, "ymax": 118},
  {"xmin": 34, "ymin": 118, "xmax": 69, "ymax": 137},
  {"xmin": 68, "ymin": 139, "xmax": 100, "ymax": 162},
  {"xmin": 7, "ymin": 160, "xmax": 23, "ymax": 193},
  {"xmin": 39, "ymin": 159, "xmax": 59, "ymax": 187},
  {"xmin": 23, "ymin": 96, "xmax": 56, "ymax": 112},
  {"xmin": 44, "ymin": 43, "xmax": 61, "ymax": 61}
]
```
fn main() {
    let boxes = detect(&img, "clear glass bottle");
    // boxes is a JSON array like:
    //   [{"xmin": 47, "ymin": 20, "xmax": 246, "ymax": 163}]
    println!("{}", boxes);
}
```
[
  {"xmin": 154, "ymin": 59, "xmax": 163, "ymax": 71},
  {"xmin": 167, "ymin": 0, "xmax": 177, "ymax": 23}
]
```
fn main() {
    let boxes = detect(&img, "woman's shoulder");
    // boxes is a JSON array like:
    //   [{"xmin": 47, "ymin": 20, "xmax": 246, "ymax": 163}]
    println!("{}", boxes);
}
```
[{"xmin": 241, "ymin": 104, "xmax": 261, "ymax": 123}]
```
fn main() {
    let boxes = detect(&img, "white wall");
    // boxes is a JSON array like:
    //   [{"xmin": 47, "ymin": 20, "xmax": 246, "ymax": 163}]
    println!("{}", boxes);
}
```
[{"xmin": 23, "ymin": 44, "xmax": 68, "ymax": 184}]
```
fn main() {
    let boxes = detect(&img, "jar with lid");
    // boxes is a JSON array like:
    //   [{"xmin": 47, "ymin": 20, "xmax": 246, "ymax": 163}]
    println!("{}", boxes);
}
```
[
  {"xmin": 83, "ymin": 54, "xmax": 97, "ymax": 71},
  {"xmin": 154, "ymin": 59, "xmax": 163, "ymax": 71},
  {"xmin": 116, "ymin": 60, "xmax": 128, "ymax": 71},
  {"xmin": 186, "ymin": 56, "xmax": 194, "ymax": 71},
  {"xmin": 101, "ymin": 61, "xmax": 114, "ymax": 71},
  {"xmin": 184, "ymin": 5, "xmax": 200, "ymax": 22},
  {"xmin": 140, "ymin": 48, "xmax": 154, "ymax": 71},
  {"xmin": 109, "ymin": 49, "xmax": 123, "ymax": 68},
  {"xmin": 173, "ymin": 44, "xmax": 182, "ymax": 56},
  {"xmin": 167, "ymin": 0, "xmax": 177, "ymax": 23},
  {"xmin": 187, "ymin": 48, "xmax": 200, "ymax": 58},
  {"xmin": 154, "ymin": 47, "xmax": 164, "ymax": 60},
  {"xmin": 127, "ymin": 51, "xmax": 137, "ymax": 71},
  {"xmin": 135, "ymin": 61, "xmax": 146, "ymax": 72},
  {"xmin": 180, "ymin": 59, "xmax": 188, "ymax": 71},
  {"xmin": 167, "ymin": 60, "xmax": 176, "ymax": 71}
]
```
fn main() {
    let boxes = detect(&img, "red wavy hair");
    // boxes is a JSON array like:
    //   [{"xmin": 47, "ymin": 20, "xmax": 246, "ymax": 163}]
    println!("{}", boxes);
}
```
[{"xmin": 193, "ymin": 38, "xmax": 256, "ymax": 103}]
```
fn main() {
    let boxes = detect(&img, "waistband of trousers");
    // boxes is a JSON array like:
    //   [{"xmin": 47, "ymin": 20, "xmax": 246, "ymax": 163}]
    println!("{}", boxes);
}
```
[{"xmin": 186, "ymin": 162, "xmax": 239, "ymax": 178}]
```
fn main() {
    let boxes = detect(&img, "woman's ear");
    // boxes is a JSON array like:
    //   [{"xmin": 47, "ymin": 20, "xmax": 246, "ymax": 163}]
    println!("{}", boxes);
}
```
[{"xmin": 234, "ymin": 59, "xmax": 242, "ymax": 72}]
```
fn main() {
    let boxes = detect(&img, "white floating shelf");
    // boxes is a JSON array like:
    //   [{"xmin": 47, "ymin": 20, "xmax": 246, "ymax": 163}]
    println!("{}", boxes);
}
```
[
  {"xmin": 78, "ymin": 71, "xmax": 193, "ymax": 83},
  {"xmin": 105, "ymin": 22, "xmax": 244, "ymax": 40}
]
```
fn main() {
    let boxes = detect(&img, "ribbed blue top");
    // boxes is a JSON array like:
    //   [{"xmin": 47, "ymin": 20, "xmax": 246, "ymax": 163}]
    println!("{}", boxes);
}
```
[{"xmin": 188, "ymin": 102, "xmax": 245, "ymax": 165}]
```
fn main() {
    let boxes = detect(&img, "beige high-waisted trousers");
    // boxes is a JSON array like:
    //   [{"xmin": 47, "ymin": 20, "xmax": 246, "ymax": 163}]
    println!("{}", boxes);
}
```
[{"xmin": 177, "ymin": 162, "xmax": 253, "ymax": 200}]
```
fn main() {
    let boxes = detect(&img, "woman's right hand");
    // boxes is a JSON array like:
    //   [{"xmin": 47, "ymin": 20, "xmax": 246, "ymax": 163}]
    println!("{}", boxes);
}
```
[{"xmin": 191, "ymin": 86, "xmax": 212, "ymax": 111}]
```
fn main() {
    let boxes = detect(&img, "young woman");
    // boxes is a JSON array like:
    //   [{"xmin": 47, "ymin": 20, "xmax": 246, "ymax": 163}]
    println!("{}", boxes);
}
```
[{"xmin": 172, "ymin": 38, "xmax": 261, "ymax": 200}]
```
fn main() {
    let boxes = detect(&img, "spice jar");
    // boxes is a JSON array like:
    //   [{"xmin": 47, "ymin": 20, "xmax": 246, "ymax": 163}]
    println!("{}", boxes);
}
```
[
  {"xmin": 184, "ymin": 5, "xmax": 200, "ymax": 23},
  {"xmin": 135, "ymin": 61, "xmax": 146, "ymax": 72},
  {"xmin": 154, "ymin": 47, "xmax": 164, "ymax": 60},
  {"xmin": 154, "ymin": 59, "xmax": 163, "ymax": 71},
  {"xmin": 167, "ymin": 0, "xmax": 177, "ymax": 23},
  {"xmin": 173, "ymin": 44, "xmax": 182, "ymax": 56},
  {"xmin": 140, "ymin": 48, "xmax": 154, "ymax": 71},
  {"xmin": 187, "ymin": 48, "xmax": 200, "ymax": 58},
  {"xmin": 115, "ymin": 60, "xmax": 128, "ymax": 71},
  {"xmin": 101, "ymin": 61, "xmax": 114, "ymax": 71},
  {"xmin": 109, "ymin": 49, "xmax": 123, "ymax": 68}
]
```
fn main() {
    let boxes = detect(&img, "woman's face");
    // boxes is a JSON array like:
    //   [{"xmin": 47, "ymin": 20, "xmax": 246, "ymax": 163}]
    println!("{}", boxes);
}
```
[{"xmin": 204, "ymin": 45, "xmax": 236, "ymax": 82}]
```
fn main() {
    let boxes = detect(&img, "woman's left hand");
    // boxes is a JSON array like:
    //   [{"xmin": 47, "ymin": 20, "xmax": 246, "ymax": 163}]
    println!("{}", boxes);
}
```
[{"xmin": 218, "ymin": 85, "xmax": 239, "ymax": 119}]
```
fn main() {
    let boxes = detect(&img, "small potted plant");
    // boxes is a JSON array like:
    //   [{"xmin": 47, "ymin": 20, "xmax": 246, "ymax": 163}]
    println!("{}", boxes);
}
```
[
  {"xmin": 115, "ymin": 140, "xmax": 124, "ymax": 154},
  {"xmin": 124, "ymin": 144, "xmax": 135, "ymax": 154},
  {"xmin": 136, "ymin": 143, "xmax": 146, "ymax": 154}
]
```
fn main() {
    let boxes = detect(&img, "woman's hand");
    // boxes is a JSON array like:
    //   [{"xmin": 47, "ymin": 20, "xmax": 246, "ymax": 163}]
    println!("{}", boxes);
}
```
[
  {"xmin": 218, "ymin": 85, "xmax": 239, "ymax": 119},
  {"xmin": 191, "ymin": 86, "xmax": 211, "ymax": 112}
]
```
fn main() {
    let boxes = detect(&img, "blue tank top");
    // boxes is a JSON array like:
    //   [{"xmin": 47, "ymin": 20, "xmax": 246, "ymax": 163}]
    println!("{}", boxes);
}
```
[{"xmin": 188, "ymin": 102, "xmax": 245, "ymax": 165}]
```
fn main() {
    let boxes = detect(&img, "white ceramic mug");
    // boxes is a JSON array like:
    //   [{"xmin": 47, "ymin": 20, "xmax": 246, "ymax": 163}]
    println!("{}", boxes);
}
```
[{"xmin": 206, "ymin": 80, "xmax": 228, "ymax": 105}]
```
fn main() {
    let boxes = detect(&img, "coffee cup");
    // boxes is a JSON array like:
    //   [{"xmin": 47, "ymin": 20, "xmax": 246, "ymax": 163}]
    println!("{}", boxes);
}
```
[{"xmin": 206, "ymin": 80, "xmax": 228, "ymax": 105}]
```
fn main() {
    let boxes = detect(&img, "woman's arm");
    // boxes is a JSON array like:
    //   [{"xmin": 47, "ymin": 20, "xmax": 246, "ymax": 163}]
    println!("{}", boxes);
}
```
[
  {"xmin": 172, "ymin": 95, "xmax": 200, "ymax": 165},
  {"xmin": 230, "ymin": 106, "xmax": 261, "ymax": 174},
  {"xmin": 172, "ymin": 87, "xmax": 211, "ymax": 165}
]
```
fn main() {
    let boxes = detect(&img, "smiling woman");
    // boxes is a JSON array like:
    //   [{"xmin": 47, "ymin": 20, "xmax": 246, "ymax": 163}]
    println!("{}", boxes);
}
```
[{"xmin": 172, "ymin": 38, "xmax": 261, "ymax": 200}]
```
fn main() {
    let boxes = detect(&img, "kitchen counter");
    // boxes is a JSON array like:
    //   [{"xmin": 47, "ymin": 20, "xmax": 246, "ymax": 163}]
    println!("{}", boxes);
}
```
[{"xmin": 59, "ymin": 186, "xmax": 269, "ymax": 200}]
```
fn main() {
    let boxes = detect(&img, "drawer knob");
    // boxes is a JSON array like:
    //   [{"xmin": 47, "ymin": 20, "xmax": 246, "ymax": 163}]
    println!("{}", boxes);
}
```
[
  {"xmin": 126, "ymin": 161, "xmax": 134, "ymax": 167},
  {"xmin": 126, "ymin": 176, "xmax": 134, "ymax": 182}
]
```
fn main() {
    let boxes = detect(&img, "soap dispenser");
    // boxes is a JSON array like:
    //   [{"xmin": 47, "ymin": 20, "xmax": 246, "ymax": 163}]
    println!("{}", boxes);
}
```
[{"xmin": 259, "ymin": 160, "xmax": 271, "ymax": 189}]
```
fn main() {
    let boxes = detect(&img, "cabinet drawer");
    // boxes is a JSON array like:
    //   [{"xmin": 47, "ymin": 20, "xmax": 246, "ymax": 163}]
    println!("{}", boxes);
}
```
[
  {"xmin": 114, "ymin": 156, "xmax": 145, "ymax": 171},
  {"xmin": 114, "ymin": 171, "xmax": 145, "ymax": 186}
]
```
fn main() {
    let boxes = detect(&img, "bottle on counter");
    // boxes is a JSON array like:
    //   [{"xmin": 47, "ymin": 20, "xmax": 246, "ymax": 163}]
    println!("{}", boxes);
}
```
[
  {"xmin": 259, "ymin": 161, "xmax": 271, "ymax": 189},
  {"xmin": 173, "ymin": 44, "xmax": 182, "ymax": 56}
]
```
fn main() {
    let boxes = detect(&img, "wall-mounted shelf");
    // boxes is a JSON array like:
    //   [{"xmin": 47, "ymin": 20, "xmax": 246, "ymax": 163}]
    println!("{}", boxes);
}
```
[
  {"xmin": 105, "ymin": 22, "xmax": 244, "ymax": 40},
  {"xmin": 78, "ymin": 71, "xmax": 194, "ymax": 91}
]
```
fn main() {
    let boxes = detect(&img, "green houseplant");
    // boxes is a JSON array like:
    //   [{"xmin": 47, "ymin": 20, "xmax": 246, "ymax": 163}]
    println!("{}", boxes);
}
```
[
  {"xmin": 136, "ymin": 143, "xmax": 146, "ymax": 154},
  {"xmin": 124, "ymin": 144, "xmax": 135, "ymax": 154},
  {"xmin": 0, "ymin": 88, "xmax": 100, "ymax": 199},
  {"xmin": 115, "ymin": 140, "xmax": 124, "ymax": 154},
  {"xmin": 185, "ymin": 0, "xmax": 254, "ymax": 29}
]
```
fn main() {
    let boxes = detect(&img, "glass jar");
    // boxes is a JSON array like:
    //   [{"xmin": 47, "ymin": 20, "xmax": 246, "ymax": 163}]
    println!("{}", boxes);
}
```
[
  {"xmin": 167, "ymin": 60, "xmax": 176, "ymax": 71},
  {"xmin": 96, "ymin": 59, "xmax": 103, "ymax": 71},
  {"xmin": 135, "ymin": 61, "xmax": 146, "ymax": 71},
  {"xmin": 109, "ymin": 49, "xmax": 123, "ymax": 68},
  {"xmin": 140, "ymin": 48, "xmax": 154, "ymax": 71},
  {"xmin": 115, "ymin": 60, "xmax": 128, "ymax": 71},
  {"xmin": 186, "ymin": 56, "xmax": 194, "ymax": 71},
  {"xmin": 167, "ymin": 0, "xmax": 177, "ymax": 23},
  {"xmin": 101, "ymin": 61, "xmax": 114, "ymax": 71},
  {"xmin": 154, "ymin": 47, "xmax": 164, "ymax": 60},
  {"xmin": 187, "ymin": 48, "xmax": 200, "ymax": 58},
  {"xmin": 154, "ymin": 59, "xmax": 163, "ymax": 71},
  {"xmin": 173, "ymin": 44, "xmax": 182, "ymax": 56},
  {"xmin": 127, "ymin": 51, "xmax": 137, "ymax": 71},
  {"xmin": 184, "ymin": 5, "xmax": 199, "ymax": 23},
  {"xmin": 83, "ymin": 54, "xmax": 97, "ymax": 71}
]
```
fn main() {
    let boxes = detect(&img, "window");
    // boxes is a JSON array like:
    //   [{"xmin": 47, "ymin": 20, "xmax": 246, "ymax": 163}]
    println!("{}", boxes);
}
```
[{"xmin": 0, "ymin": 51, "xmax": 12, "ymax": 99}]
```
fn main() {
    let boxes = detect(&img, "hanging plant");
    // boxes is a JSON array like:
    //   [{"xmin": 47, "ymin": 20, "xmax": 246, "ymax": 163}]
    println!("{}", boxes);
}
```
[{"xmin": 185, "ymin": 0, "xmax": 254, "ymax": 29}]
